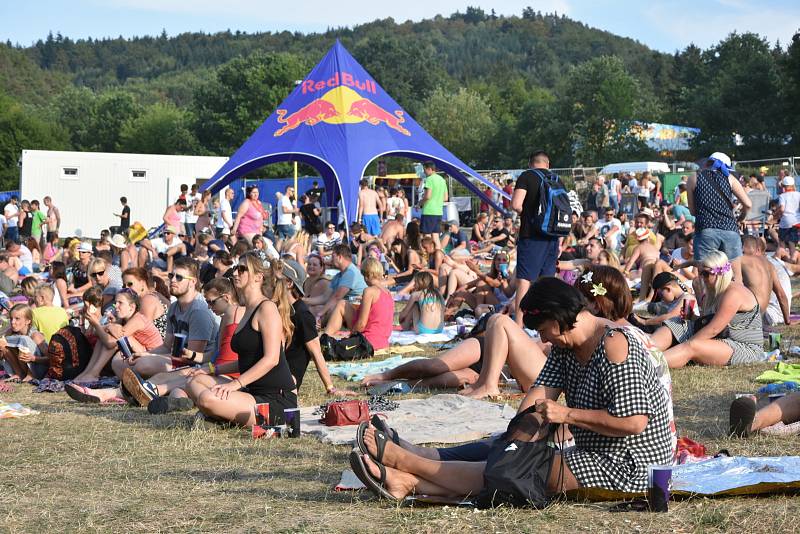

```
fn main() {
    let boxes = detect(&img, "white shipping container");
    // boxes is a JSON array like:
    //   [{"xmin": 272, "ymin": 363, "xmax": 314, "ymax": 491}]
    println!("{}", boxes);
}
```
[{"xmin": 20, "ymin": 150, "xmax": 229, "ymax": 239}]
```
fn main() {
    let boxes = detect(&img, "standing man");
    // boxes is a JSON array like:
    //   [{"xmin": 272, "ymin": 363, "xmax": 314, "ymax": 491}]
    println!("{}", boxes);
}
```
[
  {"xmin": 43, "ymin": 196, "xmax": 60, "ymax": 244},
  {"xmin": 4, "ymin": 196, "xmax": 18, "ymax": 244},
  {"xmin": 113, "ymin": 197, "xmax": 130, "ymax": 235},
  {"xmin": 276, "ymin": 185, "xmax": 297, "ymax": 241},
  {"xmin": 608, "ymin": 173, "xmax": 621, "ymax": 213},
  {"xmin": 357, "ymin": 179, "xmax": 383, "ymax": 236},
  {"xmin": 419, "ymin": 161, "xmax": 448, "ymax": 249},
  {"xmin": 185, "ymin": 184, "xmax": 200, "ymax": 240},
  {"xmin": 511, "ymin": 150, "xmax": 561, "ymax": 327},
  {"xmin": 218, "ymin": 187, "xmax": 234, "ymax": 241},
  {"xmin": 29, "ymin": 200, "xmax": 47, "ymax": 247}
]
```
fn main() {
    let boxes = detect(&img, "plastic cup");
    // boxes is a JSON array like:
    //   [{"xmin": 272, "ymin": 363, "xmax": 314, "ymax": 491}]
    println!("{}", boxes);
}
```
[
  {"xmin": 171, "ymin": 333, "xmax": 187, "ymax": 357},
  {"xmin": 254, "ymin": 403, "xmax": 270, "ymax": 426},
  {"xmin": 284, "ymin": 407, "xmax": 301, "ymax": 438},
  {"xmin": 647, "ymin": 465, "xmax": 671, "ymax": 512},
  {"xmin": 769, "ymin": 332, "xmax": 782, "ymax": 351}
]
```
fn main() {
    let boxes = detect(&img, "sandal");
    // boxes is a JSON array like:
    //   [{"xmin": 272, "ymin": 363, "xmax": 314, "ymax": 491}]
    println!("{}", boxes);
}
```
[
  {"xmin": 729, "ymin": 396, "xmax": 757, "ymax": 437},
  {"xmin": 65, "ymin": 383, "xmax": 101, "ymax": 404},
  {"xmin": 371, "ymin": 414, "xmax": 401, "ymax": 445},
  {"xmin": 348, "ymin": 450, "xmax": 397, "ymax": 501},
  {"xmin": 355, "ymin": 421, "xmax": 390, "ymax": 463}
]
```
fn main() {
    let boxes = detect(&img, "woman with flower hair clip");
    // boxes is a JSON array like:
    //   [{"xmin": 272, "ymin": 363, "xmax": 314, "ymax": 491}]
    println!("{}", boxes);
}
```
[{"xmin": 650, "ymin": 250, "xmax": 763, "ymax": 368}]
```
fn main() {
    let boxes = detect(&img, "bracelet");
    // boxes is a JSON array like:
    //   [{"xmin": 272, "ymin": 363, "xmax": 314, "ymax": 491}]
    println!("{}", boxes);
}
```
[
  {"xmin": 235, "ymin": 378, "xmax": 243, "ymax": 389},
  {"xmin": 208, "ymin": 362, "xmax": 215, "ymax": 376}
]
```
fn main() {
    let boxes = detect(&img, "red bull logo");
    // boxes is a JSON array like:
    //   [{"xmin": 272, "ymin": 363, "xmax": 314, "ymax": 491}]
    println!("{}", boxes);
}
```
[{"xmin": 274, "ymin": 86, "xmax": 410, "ymax": 137}]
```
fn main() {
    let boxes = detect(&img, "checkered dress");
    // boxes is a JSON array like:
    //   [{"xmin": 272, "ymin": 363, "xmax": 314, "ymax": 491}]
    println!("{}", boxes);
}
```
[{"xmin": 535, "ymin": 327, "xmax": 673, "ymax": 493}]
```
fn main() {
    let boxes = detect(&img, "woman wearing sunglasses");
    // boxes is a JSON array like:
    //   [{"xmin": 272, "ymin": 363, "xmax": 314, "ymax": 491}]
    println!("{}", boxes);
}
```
[
  {"xmin": 186, "ymin": 252, "xmax": 297, "ymax": 426},
  {"xmin": 650, "ymin": 250, "xmax": 763, "ymax": 368},
  {"xmin": 86, "ymin": 257, "xmax": 122, "ymax": 312}
]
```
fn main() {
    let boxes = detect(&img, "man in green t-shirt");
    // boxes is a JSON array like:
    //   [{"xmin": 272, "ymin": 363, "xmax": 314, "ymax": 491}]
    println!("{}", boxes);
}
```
[
  {"xmin": 420, "ymin": 161, "xmax": 448, "ymax": 249},
  {"xmin": 30, "ymin": 199, "xmax": 47, "ymax": 245}
]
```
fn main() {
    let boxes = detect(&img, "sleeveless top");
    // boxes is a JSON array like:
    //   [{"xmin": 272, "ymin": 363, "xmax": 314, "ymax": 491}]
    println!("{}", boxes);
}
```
[
  {"xmin": 152, "ymin": 299, "xmax": 169, "ymax": 339},
  {"xmin": 165, "ymin": 209, "xmax": 181, "ymax": 229},
  {"xmin": 725, "ymin": 297, "xmax": 763, "ymax": 347},
  {"xmin": 360, "ymin": 289, "xmax": 394, "ymax": 351},
  {"xmin": 130, "ymin": 313, "xmax": 164, "ymax": 351},
  {"xmin": 694, "ymin": 169, "xmax": 738, "ymax": 232},
  {"xmin": 229, "ymin": 300, "xmax": 294, "ymax": 394},
  {"xmin": 214, "ymin": 321, "xmax": 240, "ymax": 378},
  {"xmin": 237, "ymin": 201, "xmax": 265, "ymax": 235}
]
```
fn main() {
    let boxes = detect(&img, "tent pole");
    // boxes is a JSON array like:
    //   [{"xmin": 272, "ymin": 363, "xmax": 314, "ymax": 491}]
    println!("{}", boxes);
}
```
[{"xmin": 294, "ymin": 161, "xmax": 298, "ymax": 196}]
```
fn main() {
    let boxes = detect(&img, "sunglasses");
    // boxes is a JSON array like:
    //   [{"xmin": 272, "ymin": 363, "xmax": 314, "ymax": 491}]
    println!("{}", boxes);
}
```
[
  {"xmin": 168, "ymin": 272, "xmax": 195, "ymax": 282},
  {"xmin": 205, "ymin": 295, "xmax": 224, "ymax": 307},
  {"xmin": 234, "ymin": 264, "xmax": 249, "ymax": 275},
  {"xmin": 700, "ymin": 270, "xmax": 715, "ymax": 278},
  {"xmin": 90, "ymin": 270, "xmax": 105, "ymax": 278}
]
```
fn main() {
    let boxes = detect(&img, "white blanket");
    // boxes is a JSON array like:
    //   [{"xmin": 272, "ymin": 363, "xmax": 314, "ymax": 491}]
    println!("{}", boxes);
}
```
[
  {"xmin": 301, "ymin": 394, "xmax": 516, "ymax": 445},
  {"xmin": 389, "ymin": 325, "xmax": 459, "ymax": 345}
]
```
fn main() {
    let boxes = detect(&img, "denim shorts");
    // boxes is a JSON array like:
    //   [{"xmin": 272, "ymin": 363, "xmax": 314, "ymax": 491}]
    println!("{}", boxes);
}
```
[
  {"xmin": 694, "ymin": 228, "xmax": 742, "ymax": 261},
  {"xmin": 275, "ymin": 224, "xmax": 296, "ymax": 239}
]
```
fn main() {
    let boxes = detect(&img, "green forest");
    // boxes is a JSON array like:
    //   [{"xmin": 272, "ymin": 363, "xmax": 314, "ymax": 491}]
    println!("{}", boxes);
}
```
[{"xmin": 1, "ymin": 6, "xmax": 799, "ymax": 190}]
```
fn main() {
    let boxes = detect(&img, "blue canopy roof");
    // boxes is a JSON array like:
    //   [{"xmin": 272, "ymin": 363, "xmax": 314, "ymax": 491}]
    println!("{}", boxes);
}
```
[{"xmin": 201, "ymin": 40, "xmax": 508, "ymax": 225}]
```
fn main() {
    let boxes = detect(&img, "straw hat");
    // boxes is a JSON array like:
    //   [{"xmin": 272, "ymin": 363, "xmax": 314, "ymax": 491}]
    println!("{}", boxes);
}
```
[
  {"xmin": 128, "ymin": 222, "xmax": 147, "ymax": 244},
  {"xmin": 109, "ymin": 234, "xmax": 127, "ymax": 249}
]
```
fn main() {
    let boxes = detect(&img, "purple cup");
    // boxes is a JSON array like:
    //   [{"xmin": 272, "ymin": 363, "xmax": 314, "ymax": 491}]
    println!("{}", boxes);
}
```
[{"xmin": 647, "ymin": 465, "xmax": 671, "ymax": 512}]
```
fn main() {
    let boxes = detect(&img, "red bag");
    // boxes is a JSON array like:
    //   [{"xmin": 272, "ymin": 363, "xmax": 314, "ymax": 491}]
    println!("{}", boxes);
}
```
[{"xmin": 321, "ymin": 400, "xmax": 369, "ymax": 426}]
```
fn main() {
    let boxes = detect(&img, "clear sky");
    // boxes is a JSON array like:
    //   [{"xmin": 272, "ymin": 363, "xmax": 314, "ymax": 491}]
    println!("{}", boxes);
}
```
[{"xmin": 1, "ymin": 0, "xmax": 798, "ymax": 53}]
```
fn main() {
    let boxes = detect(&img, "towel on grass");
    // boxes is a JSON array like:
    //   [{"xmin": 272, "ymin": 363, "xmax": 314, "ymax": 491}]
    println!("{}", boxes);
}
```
[
  {"xmin": 755, "ymin": 362, "xmax": 800, "ymax": 384},
  {"xmin": 0, "ymin": 401, "xmax": 39, "ymax": 419},
  {"xmin": 389, "ymin": 325, "xmax": 459, "ymax": 345},
  {"xmin": 327, "ymin": 356, "xmax": 426, "ymax": 383},
  {"xmin": 300, "ymin": 393, "xmax": 516, "ymax": 445}
]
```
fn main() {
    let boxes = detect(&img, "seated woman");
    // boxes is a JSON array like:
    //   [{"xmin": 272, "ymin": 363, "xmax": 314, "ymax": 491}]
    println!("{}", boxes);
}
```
[
  {"xmin": 122, "ymin": 267, "xmax": 170, "ymax": 340},
  {"xmin": 322, "ymin": 258, "xmax": 394, "ymax": 352},
  {"xmin": 302, "ymin": 253, "xmax": 330, "ymax": 315},
  {"xmin": 352, "ymin": 276, "xmax": 674, "ymax": 500},
  {"xmin": 650, "ymin": 250, "xmax": 764, "ymax": 368},
  {"xmin": 385, "ymin": 238, "xmax": 419, "ymax": 287},
  {"xmin": 446, "ymin": 253, "xmax": 514, "ymax": 317},
  {"xmin": 0, "ymin": 304, "xmax": 48, "ymax": 382},
  {"xmin": 185, "ymin": 252, "xmax": 298, "ymax": 426},
  {"xmin": 70, "ymin": 288, "xmax": 163, "ymax": 385},
  {"xmin": 730, "ymin": 391, "xmax": 800, "ymax": 437},
  {"xmin": 398, "ymin": 271, "xmax": 444, "ymax": 334},
  {"xmin": 362, "ymin": 312, "xmax": 545, "ymax": 392}
]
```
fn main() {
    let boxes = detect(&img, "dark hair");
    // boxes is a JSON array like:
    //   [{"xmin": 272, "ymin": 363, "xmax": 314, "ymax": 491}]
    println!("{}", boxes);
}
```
[
  {"xmin": 180, "ymin": 184, "xmax": 188, "ymax": 192},
  {"xmin": 120, "ymin": 196, "xmax": 127, "ymax": 203},
  {"xmin": 173, "ymin": 257, "xmax": 199, "ymax": 288},
  {"xmin": 520, "ymin": 277, "xmax": 586, "ymax": 332},
  {"xmin": 575, "ymin": 265, "xmax": 632, "ymax": 321},
  {"xmin": 96, "ymin": 249, "xmax": 113, "ymax": 263},
  {"xmin": 230, "ymin": 241, "xmax": 249, "ymax": 258},
  {"xmin": 423, "ymin": 161, "xmax": 436, "ymax": 170},
  {"xmin": 685, "ymin": 232, "xmax": 694, "ymax": 242},
  {"xmin": 359, "ymin": 179, "xmax": 368, "ymax": 187},
  {"xmin": 203, "ymin": 276, "xmax": 235, "ymax": 297},
  {"xmin": 332, "ymin": 243, "xmax": 352, "ymax": 259},
  {"xmin": 245, "ymin": 185, "xmax": 258, "ymax": 197},
  {"xmin": 213, "ymin": 250, "xmax": 234, "ymax": 266},
  {"xmin": 391, "ymin": 238, "xmax": 410, "ymax": 271},
  {"xmin": 405, "ymin": 221, "xmax": 421, "ymax": 251},
  {"xmin": 50, "ymin": 261, "xmax": 67, "ymax": 281},
  {"xmin": 350, "ymin": 222, "xmax": 363, "ymax": 233},
  {"xmin": 83, "ymin": 286, "xmax": 104, "ymax": 308},
  {"xmin": 175, "ymin": 198, "xmax": 187, "ymax": 207}
]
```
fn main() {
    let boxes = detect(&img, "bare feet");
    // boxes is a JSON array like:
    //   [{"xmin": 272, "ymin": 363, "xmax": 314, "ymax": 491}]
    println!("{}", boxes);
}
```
[
  {"xmin": 362, "ymin": 454, "xmax": 415, "ymax": 500},
  {"xmin": 361, "ymin": 373, "xmax": 389, "ymax": 387},
  {"xmin": 459, "ymin": 383, "xmax": 501, "ymax": 400}
]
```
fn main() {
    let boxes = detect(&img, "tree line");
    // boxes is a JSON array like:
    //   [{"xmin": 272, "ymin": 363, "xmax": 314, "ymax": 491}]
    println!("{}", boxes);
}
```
[{"xmin": 1, "ymin": 7, "xmax": 798, "ymax": 190}]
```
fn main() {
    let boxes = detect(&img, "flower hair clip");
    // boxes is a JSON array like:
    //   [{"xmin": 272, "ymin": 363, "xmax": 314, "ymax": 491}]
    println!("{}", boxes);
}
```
[
  {"xmin": 709, "ymin": 262, "xmax": 732, "ymax": 275},
  {"xmin": 581, "ymin": 271, "xmax": 594, "ymax": 284},
  {"xmin": 590, "ymin": 283, "xmax": 607, "ymax": 297}
]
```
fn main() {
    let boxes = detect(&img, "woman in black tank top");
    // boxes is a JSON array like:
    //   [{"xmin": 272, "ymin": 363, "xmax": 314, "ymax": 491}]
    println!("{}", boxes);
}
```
[{"xmin": 186, "ymin": 252, "xmax": 297, "ymax": 426}]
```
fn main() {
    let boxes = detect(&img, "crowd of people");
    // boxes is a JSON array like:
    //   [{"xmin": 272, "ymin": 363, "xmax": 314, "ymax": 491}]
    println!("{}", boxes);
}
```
[{"xmin": 1, "ymin": 151, "xmax": 798, "ymax": 504}]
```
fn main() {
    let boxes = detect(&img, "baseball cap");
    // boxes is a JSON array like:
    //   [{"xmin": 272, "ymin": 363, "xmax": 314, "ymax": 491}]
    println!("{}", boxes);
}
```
[
  {"xmin": 782, "ymin": 176, "xmax": 795, "ymax": 187},
  {"xmin": 447, "ymin": 220, "xmax": 459, "ymax": 227},
  {"xmin": 282, "ymin": 259, "xmax": 306, "ymax": 296},
  {"xmin": 652, "ymin": 272, "xmax": 679, "ymax": 293},
  {"xmin": 709, "ymin": 152, "xmax": 732, "ymax": 167}
]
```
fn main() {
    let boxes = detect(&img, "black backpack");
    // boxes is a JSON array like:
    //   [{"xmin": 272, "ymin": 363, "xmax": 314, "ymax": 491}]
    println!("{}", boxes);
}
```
[
  {"xmin": 529, "ymin": 169, "xmax": 572, "ymax": 237},
  {"xmin": 321, "ymin": 332, "xmax": 374, "ymax": 362}
]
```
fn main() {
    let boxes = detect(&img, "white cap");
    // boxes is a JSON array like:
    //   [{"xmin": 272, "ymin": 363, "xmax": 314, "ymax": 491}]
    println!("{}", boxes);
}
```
[
  {"xmin": 709, "ymin": 152, "xmax": 731, "ymax": 167},
  {"xmin": 782, "ymin": 176, "xmax": 795, "ymax": 187}
]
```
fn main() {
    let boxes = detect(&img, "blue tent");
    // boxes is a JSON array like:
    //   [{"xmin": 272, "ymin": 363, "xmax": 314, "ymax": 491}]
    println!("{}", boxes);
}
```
[{"xmin": 201, "ymin": 40, "xmax": 508, "ymax": 226}]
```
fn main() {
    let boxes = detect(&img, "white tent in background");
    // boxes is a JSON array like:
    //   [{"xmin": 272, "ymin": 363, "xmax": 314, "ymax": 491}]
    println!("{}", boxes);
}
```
[{"xmin": 599, "ymin": 161, "xmax": 671, "ymax": 175}]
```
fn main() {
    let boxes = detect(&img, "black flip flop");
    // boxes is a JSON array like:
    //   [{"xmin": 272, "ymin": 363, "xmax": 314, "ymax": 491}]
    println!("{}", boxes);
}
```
[
  {"xmin": 65, "ymin": 383, "xmax": 101, "ymax": 404},
  {"xmin": 729, "ymin": 396, "xmax": 757, "ymax": 437},
  {"xmin": 371, "ymin": 414, "xmax": 401, "ymax": 445},
  {"xmin": 348, "ymin": 450, "xmax": 397, "ymax": 501},
  {"xmin": 356, "ymin": 421, "xmax": 391, "ymax": 463}
]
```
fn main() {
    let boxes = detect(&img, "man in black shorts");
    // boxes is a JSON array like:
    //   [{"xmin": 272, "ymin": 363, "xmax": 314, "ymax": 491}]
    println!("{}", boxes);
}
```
[{"xmin": 510, "ymin": 150, "xmax": 560, "ymax": 327}]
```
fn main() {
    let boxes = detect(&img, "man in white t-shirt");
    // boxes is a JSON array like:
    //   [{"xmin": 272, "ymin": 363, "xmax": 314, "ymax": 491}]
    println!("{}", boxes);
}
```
[
  {"xmin": 594, "ymin": 207, "xmax": 622, "ymax": 252},
  {"xmin": 608, "ymin": 174, "xmax": 621, "ymax": 212},
  {"xmin": 776, "ymin": 176, "xmax": 800, "ymax": 255},
  {"xmin": 275, "ymin": 186, "xmax": 297, "ymax": 241},
  {"xmin": 4, "ymin": 196, "xmax": 19, "ymax": 243},
  {"xmin": 218, "ymin": 188, "xmax": 234, "ymax": 238},
  {"xmin": 185, "ymin": 184, "xmax": 201, "ymax": 239}
]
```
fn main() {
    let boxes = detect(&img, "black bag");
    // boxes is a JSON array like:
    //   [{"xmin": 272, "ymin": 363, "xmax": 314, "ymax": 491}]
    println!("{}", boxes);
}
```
[
  {"xmin": 530, "ymin": 169, "xmax": 572, "ymax": 238},
  {"xmin": 693, "ymin": 314, "xmax": 730, "ymax": 339},
  {"xmin": 46, "ymin": 326, "xmax": 93, "ymax": 381},
  {"xmin": 321, "ymin": 332, "xmax": 374, "ymax": 362}
]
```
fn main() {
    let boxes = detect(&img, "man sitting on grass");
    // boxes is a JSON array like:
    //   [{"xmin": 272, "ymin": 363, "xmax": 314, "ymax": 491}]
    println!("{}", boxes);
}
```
[{"xmin": 303, "ymin": 243, "xmax": 366, "ymax": 325}]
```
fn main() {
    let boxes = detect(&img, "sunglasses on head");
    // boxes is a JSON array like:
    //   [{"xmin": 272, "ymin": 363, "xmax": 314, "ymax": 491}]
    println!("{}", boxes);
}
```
[
  {"xmin": 90, "ymin": 270, "xmax": 105, "ymax": 278},
  {"xmin": 167, "ymin": 272, "xmax": 194, "ymax": 282}
]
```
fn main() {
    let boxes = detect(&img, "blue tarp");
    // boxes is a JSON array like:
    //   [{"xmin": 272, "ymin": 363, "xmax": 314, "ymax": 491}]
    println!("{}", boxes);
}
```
[{"xmin": 200, "ymin": 40, "xmax": 507, "ymax": 227}]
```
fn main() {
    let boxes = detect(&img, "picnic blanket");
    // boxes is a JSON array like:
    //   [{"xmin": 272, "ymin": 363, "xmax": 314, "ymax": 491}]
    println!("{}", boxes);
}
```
[
  {"xmin": 327, "ymin": 356, "xmax": 426, "ymax": 383},
  {"xmin": 300, "ymin": 394, "xmax": 516, "ymax": 445},
  {"xmin": 389, "ymin": 325, "xmax": 459, "ymax": 345},
  {"xmin": 0, "ymin": 401, "xmax": 39, "ymax": 419},
  {"xmin": 374, "ymin": 345, "xmax": 423, "ymax": 356}
]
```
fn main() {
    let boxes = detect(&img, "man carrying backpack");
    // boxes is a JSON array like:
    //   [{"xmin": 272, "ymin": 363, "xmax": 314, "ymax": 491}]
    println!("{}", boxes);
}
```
[{"xmin": 511, "ymin": 150, "xmax": 571, "ymax": 327}]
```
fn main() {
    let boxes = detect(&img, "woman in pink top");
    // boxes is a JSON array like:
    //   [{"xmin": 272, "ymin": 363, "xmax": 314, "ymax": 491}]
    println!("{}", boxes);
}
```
[
  {"xmin": 231, "ymin": 186, "xmax": 266, "ymax": 244},
  {"xmin": 162, "ymin": 199, "xmax": 186, "ymax": 234},
  {"xmin": 356, "ymin": 258, "xmax": 395, "ymax": 350}
]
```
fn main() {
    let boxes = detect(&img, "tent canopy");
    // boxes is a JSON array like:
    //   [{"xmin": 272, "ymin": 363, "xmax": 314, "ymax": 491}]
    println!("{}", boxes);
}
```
[
  {"xmin": 600, "ymin": 161, "xmax": 671, "ymax": 175},
  {"xmin": 200, "ymin": 40, "xmax": 507, "ymax": 225}
]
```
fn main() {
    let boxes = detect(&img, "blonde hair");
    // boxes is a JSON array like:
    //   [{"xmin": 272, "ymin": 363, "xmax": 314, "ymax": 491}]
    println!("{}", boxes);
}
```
[
  {"xmin": 88, "ymin": 257, "xmax": 107, "ymax": 276},
  {"xmin": 598, "ymin": 249, "xmax": 621, "ymax": 270},
  {"xmin": 361, "ymin": 257, "xmax": 384, "ymax": 282},
  {"xmin": 263, "ymin": 259, "xmax": 295, "ymax": 345},
  {"xmin": 700, "ymin": 250, "xmax": 733, "ymax": 313},
  {"xmin": 34, "ymin": 284, "xmax": 55, "ymax": 303},
  {"xmin": 7, "ymin": 303, "xmax": 33, "ymax": 335},
  {"xmin": 20, "ymin": 276, "xmax": 38, "ymax": 299}
]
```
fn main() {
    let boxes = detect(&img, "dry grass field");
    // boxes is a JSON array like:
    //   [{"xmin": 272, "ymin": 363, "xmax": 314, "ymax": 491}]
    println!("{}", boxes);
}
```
[{"xmin": 3, "ymin": 331, "xmax": 800, "ymax": 532}]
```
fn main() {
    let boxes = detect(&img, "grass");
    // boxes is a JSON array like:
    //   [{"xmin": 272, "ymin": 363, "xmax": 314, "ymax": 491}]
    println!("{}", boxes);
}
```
[{"xmin": 3, "ymin": 336, "xmax": 800, "ymax": 532}]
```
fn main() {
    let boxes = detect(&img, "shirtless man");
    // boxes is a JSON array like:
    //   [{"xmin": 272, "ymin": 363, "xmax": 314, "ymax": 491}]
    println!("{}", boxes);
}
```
[
  {"xmin": 740, "ymin": 235, "xmax": 792, "ymax": 325},
  {"xmin": 380, "ymin": 215, "xmax": 405, "ymax": 247},
  {"xmin": 624, "ymin": 228, "xmax": 670, "ymax": 302},
  {"xmin": 357, "ymin": 179, "xmax": 383, "ymax": 237}
]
